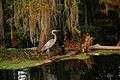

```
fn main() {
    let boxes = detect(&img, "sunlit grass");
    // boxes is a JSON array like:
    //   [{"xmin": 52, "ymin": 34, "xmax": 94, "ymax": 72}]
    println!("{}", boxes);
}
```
[
  {"xmin": 0, "ymin": 59, "xmax": 43, "ymax": 69},
  {"xmin": 60, "ymin": 53, "xmax": 90, "ymax": 60}
]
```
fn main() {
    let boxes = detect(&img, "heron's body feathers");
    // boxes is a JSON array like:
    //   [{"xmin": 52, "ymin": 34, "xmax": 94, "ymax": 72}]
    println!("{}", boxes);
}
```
[{"xmin": 41, "ymin": 39, "xmax": 56, "ymax": 52}]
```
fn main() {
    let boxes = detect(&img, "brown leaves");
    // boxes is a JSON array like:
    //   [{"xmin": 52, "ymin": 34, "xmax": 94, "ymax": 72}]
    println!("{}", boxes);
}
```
[
  {"xmin": 65, "ymin": 39, "xmax": 80, "ymax": 49},
  {"xmin": 65, "ymin": 33, "xmax": 93, "ymax": 53},
  {"xmin": 80, "ymin": 33, "xmax": 93, "ymax": 52},
  {"xmin": 100, "ymin": 0, "xmax": 120, "ymax": 15}
]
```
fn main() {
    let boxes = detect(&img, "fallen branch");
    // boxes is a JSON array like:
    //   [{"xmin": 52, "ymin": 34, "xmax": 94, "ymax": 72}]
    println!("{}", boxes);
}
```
[
  {"xmin": 90, "ymin": 44, "xmax": 120, "ymax": 50},
  {"xmin": 65, "ymin": 44, "xmax": 120, "ymax": 51}
]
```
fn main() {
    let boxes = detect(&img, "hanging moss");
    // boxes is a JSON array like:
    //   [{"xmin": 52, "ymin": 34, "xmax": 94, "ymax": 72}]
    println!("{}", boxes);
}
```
[{"xmin": 64, "ymin": 0, "xmax": 81, "ymax": 41}]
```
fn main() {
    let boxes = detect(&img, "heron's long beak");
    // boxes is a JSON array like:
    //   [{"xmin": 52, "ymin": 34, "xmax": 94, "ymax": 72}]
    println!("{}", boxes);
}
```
[{"xmin": 55, "ymin": 30, "xmax": 60, "ymax": 32}]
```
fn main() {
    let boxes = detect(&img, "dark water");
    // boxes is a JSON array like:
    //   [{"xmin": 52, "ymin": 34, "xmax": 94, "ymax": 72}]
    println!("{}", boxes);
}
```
[{"xmin": 0, "ymin": 54, "xmax": 120, "ymax": 80}]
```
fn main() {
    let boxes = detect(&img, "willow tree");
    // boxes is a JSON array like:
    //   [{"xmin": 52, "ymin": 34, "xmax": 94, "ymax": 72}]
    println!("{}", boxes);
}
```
[
  {"xmin": 0, "ymin": 0, "xmax": 4, "ymax": 48},
  {"xmin": 64, "ymin": 0, "xmax": 80, "ymax": 40},
  {"xmin": 6, "ymin": 0, "xmax": 38, "ymax": 47},
  {"xmin": 9, "ymin": 0, "xmax": 39, "ymax": 47},
  {"xmin": 7, "ymin": 0, "xmax": 58, "ymax": 48}
]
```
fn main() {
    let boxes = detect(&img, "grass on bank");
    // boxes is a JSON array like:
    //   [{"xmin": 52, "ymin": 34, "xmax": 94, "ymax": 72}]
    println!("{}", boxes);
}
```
[{"xmin": 0, "ymin": 48, "xmax": 120, "ymax": 69}]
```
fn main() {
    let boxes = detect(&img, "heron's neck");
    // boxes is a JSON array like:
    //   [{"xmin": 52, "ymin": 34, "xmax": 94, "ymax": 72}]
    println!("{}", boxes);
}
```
[{"xmin": 52, "ymin": 32, "xmax": 57, "ymax": 41}]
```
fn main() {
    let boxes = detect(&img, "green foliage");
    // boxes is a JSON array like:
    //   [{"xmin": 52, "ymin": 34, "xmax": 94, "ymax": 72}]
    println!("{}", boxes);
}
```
[
  {"xmin": 0, "ymin": 59, "xmax": 43, "ymax": 69},
  {"xmin": 79, "ymin": 25, "xmax": 96, "ymax": 34}
]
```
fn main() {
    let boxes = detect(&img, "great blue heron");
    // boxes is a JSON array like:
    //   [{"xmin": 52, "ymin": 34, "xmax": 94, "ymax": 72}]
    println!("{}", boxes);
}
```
[{"xmin": 41, "ymin": 30, "xmax": 60, "ymax": 53}]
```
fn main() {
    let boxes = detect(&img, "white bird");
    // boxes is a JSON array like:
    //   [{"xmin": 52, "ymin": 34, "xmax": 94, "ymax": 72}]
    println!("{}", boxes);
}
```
[{"xmin": 41, "ymin": 30, "xmax": 60, "ymax": 53}]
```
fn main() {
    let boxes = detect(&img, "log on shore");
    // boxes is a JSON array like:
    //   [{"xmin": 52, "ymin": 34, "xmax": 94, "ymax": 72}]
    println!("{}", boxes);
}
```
[
  {"xmin": 90, "ymin": 44, "xmax": 120, "ymax": 50},
  {"xmin": 65, "ymin": 44, "xmax": 120, "ymax": 51}
]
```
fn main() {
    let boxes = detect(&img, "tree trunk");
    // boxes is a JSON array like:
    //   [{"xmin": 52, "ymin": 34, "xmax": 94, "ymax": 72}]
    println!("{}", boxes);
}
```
[
  {"xmin": 90, "ymin": 44, "xmax": 120, "ymax": 50},
  {"xmin": 38, "ymin": 9, "xmax": 51, "ymax": 50},
  {"xmin": 11, "ymin": 0, "xmax": 18, "ymax": 48},
  {"xmin": 38, "ymin": 0, "xmax": 56, "ymax": 50},
  {"xmin": 38, "ymin": 0, "xmax": 64, "ymax": 54},
  {"xmin": 0, "ymin": 0, "xmax": 4, "ymax": 48},
  {"xmin": 65, "ymin": 0, "xmax": 80, "ymax": 39}
]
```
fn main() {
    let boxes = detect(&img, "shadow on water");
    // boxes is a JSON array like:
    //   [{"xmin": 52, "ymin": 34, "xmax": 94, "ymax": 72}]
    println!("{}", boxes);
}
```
[{"xmin": 0, "ymin": 54, "xmax": 120, "ymax": 80}]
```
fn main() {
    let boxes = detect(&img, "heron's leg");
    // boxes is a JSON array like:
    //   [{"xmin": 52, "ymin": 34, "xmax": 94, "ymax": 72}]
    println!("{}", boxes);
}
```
[
  {"xmin": 46, "ymin": 49, "xmax": 50, "ymax": 53},
  {"xmin": 46, "ymin": 49, "xmax": 50, "ymax": 58}
]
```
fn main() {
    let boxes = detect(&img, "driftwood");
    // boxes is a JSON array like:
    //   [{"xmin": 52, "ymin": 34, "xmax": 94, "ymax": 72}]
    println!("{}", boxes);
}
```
[
  {"xmin": 90, "ymin": 44, "xmax": 120, "ymax": 50},
  {"xmin": 66, "ymin": 44, "xmax": 120, "ymax": 51}
]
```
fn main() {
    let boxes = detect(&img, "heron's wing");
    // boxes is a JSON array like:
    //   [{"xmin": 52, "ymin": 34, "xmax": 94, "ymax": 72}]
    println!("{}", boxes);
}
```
[{"xmin": 41, "ymin": 39, "xmax": 55, "ymax": 51}]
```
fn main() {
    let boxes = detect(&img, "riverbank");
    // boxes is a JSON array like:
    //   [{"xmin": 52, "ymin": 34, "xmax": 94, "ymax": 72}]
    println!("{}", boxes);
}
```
[{"xmin": 0, "ymin": 48, "xmax": 120, "ymax": 70}]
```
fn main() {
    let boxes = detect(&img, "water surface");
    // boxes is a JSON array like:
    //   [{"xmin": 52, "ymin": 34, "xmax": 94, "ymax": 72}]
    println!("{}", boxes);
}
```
[{"xmin": 0, "ymin": 54, "xmax": 120, "ymax": 80}]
